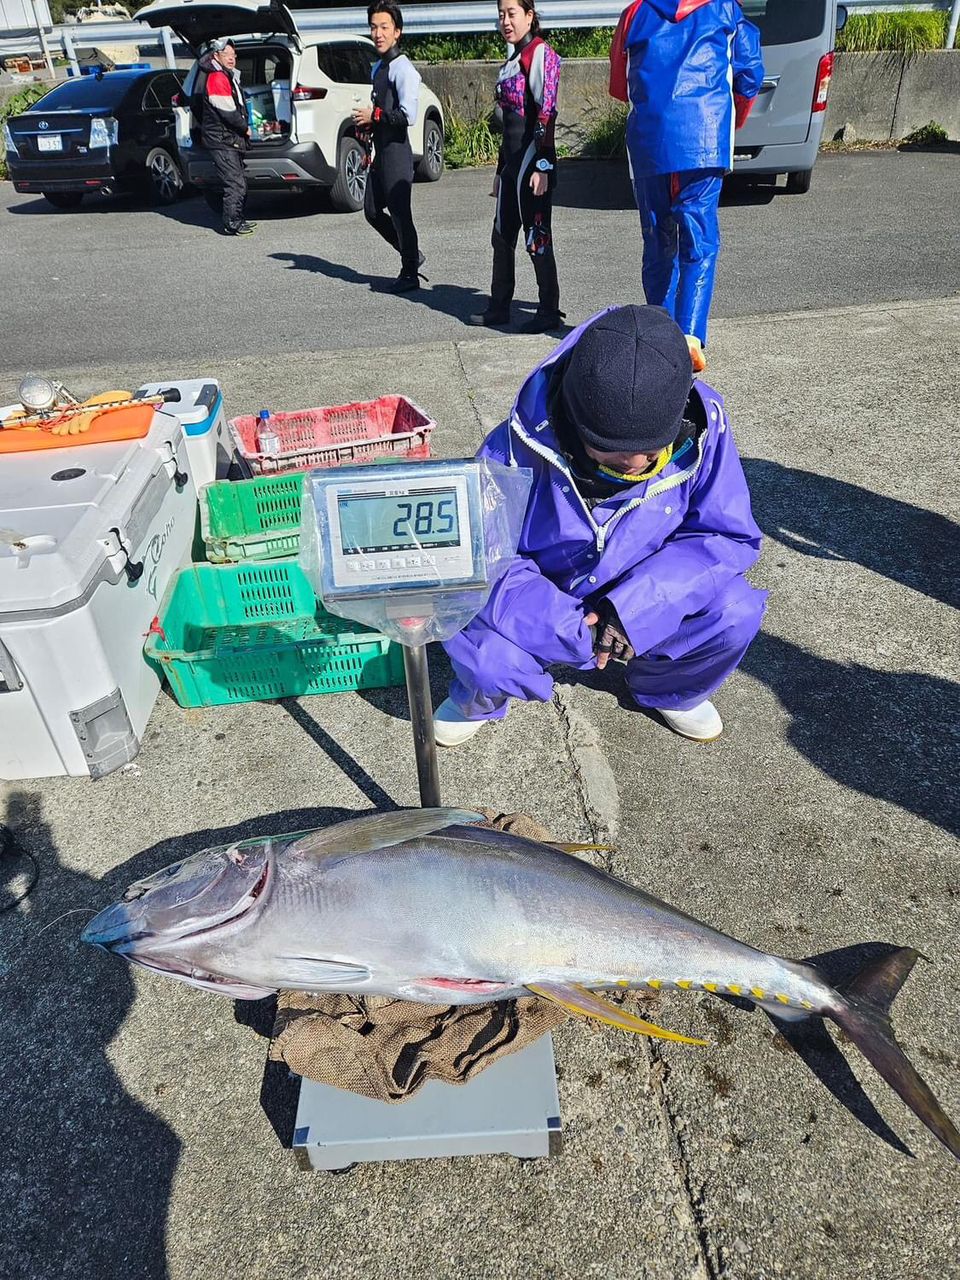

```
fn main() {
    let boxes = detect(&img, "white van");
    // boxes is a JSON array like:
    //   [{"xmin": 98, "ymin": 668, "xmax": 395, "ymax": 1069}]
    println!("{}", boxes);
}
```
[{"xmin": 136, "ymin": 0, "xmax": 445, "ymax": 211}]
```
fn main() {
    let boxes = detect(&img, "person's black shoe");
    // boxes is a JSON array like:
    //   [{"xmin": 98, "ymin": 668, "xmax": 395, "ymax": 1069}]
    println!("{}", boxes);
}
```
[
  {"xmin": 390, "ymin": 273, "xmax": 420, "ymax": 294},
  {"xmin": 466, "ymin": 306, "xmax": 511, "ymax": 327},
  {"xmin": 517, "ymin": 310, "xmax": 565, "ymax": 334},
  {"xmin": 223, "ymin": 221, "xmax": 256, "ymax": 236}
]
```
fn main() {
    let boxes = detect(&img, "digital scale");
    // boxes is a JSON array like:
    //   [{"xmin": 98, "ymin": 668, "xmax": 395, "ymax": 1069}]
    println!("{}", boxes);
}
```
[{"xmin": 295, "ymin": 457, "xmax": 561, "ymax": 1172}]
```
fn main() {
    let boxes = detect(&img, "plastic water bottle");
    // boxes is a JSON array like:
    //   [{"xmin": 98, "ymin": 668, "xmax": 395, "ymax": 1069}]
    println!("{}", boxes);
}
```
[{"xmin": 256, "ymin": 409, "xmax": 280, "ymax": 456}]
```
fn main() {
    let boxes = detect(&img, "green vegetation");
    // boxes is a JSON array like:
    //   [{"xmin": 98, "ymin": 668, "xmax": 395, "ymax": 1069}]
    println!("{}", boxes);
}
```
[
  {"xmin": 902, "ymin": 120, "xmax": 949, "ymax": 146},
  {"xmin": 0, "ymin": 84, "xmax": 49, "ymax": 180},
  {"xmin": 581, "ymin": 103, "xmax": 628, "ymax": 159},
  {"xmin": 408, "ymin": 14, "xmax": 960, "ymax": 64},
  {"xmin": 443, "ymin": 109, "xmax": 499, "ymax": 169},
  {"xmin": 836, "ymin": 12, "xmax": 959, "ymax": 53},
  {"xmin": 405, "ymin": 27, "xmax": 616, "ymax": 64}
]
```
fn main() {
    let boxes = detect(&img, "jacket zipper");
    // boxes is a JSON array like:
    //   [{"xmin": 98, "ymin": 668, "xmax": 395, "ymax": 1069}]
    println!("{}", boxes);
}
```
[{"xmin": 510, "ymin": 415, "xmax": 705, "ymax": 555}]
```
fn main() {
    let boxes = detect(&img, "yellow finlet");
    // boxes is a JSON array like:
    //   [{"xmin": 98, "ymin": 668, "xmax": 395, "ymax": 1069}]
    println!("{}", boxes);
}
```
[
  {"xmin": 675, "ymin": 979, "xmax": 692, "ymax": 990},
  {"xmin": 527, "ymin": 982, "xmax": 710, "ymax": 1047},
  {"xmin": 646, "ymin": 978, "xmax": 662, "ymax": 990},
  {"xmin": 703, "ymin": 982, "xmax": 719, "ymax": 993},
  {"xmin": 750, "ymin": 987, "xmax": 766, "ymax": 999},
  {"xmin": 775, "ymin": 993, "xmax": 791, "ymax": 1005},
  {"xmin": 726, "ymin": 984, "xmax": 743, "ymax": 996}
]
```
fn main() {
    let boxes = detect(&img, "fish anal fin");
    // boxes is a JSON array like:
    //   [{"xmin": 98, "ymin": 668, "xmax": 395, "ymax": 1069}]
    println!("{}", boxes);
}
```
[
  {"xmin": 288, "ymin": 808, "xmax": 485, "ymax": 860},
  {"xmin": 528, "ymin": 982, "xmax": 709, "ymax": 1046}
]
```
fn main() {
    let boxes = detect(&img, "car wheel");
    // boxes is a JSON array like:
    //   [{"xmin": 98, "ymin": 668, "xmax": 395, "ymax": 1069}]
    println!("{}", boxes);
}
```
[
  {"xmin": 329, "ymin": 135, "xmax": 367, "ymax": 213},
  {"xmin": 785, "ymin": 169, "xmax": 813, "ymax": 195},
  {"xmin": 145, "ymin": 146, "xmax": 185, "ymax": 205},
  {"xmin": 415, "ymin": 115, "xmax": 444, "ymax": 182},
  {"xmin": 42, "ymin": 191, "xmax": 84, "ymax": 210}
]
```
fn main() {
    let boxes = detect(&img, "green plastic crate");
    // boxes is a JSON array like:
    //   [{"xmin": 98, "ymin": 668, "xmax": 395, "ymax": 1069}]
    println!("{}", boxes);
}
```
[
  {"xmin": 145, "ymin": 559, "xmax": 405, "ymax": 708},
  {"xmin": 199, "ymin": 473, "xmax": 305, "ymax": 564}
]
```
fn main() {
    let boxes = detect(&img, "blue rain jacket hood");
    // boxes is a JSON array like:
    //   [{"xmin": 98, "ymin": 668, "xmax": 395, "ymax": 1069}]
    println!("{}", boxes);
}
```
[
  {"xmin": 473, "ymin": 309, "xmax": 763, "ymax": 664},
  {"xmin": 610, "ymin": 0, "xmax": 765, "ymax": 177}
]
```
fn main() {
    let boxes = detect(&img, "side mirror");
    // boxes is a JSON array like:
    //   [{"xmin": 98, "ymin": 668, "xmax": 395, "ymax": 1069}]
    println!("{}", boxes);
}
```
[{"xmin": 836, "ymin": 4, "xmax": 848, "ymax": 33}]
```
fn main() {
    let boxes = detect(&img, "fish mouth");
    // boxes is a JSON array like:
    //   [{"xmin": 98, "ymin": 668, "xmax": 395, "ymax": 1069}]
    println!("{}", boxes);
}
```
[{"xmin": 84, "ymin": 858, "xmax": 272, "ymax": 953}]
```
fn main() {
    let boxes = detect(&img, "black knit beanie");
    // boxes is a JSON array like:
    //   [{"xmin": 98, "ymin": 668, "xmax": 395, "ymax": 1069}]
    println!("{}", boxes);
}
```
[{"xmin": 559, "ymin": 305, "xmax": 693, "ymax": 454}]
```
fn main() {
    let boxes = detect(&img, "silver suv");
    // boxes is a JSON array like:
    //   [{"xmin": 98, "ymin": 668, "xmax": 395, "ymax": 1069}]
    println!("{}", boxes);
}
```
[
  {"xmin": 136, "ymin": 0, "xmax": 445, "ymax": 211},
  {"xmin": 733, "ymin": 0, "xmax": 847, "ymax": 193}
]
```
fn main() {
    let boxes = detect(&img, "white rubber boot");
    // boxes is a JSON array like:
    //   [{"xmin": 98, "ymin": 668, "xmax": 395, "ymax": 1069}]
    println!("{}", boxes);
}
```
[
  {"xmin": 658, "ymin": 700, "xmax": 723, "ymax": 742},
  {"xmin": 433, "ymin": 697, "xmax": 502, "ymax": 748}
]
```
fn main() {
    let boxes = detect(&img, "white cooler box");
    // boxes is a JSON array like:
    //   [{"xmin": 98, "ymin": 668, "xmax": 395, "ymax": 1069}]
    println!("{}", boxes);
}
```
[
  {"xmin": 0, "ymin": 414, "xmax": 197, "ymax": 781},
  {"xmin": 134, "ymin": 378, "xmax": 231, "ymax": 489}
]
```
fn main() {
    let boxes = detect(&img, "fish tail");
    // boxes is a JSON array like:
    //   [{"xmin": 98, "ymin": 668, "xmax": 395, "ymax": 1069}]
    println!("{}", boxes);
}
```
[{"xmin": 827, "ymin": 946, "xmax": 960, "ymax": 1160}]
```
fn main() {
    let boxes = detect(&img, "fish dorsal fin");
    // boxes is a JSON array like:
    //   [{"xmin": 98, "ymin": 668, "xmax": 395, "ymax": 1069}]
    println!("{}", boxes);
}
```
[
  {"xmin": 288, "ymin": 808, "xmax": 485, "ymax": 860},
  {"xmin": 528, "ymin": 981, "xmax": 710, "ymax": 1046}
]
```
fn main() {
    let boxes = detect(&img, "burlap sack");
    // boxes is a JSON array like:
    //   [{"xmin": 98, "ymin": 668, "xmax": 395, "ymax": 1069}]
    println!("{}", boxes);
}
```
[{"xmin": 267, "ymin": 808, "xmax": 570, "ymax": 1102}]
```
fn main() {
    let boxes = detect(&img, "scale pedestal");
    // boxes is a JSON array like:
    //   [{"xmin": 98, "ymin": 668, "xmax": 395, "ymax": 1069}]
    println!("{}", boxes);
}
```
[
  {"xmin": 292, "ymin": 457, "xmax": 561, "ymax": 1172},
  {"xmin": 291, "ymin": 1032, "xmax": 561, "ymax": 1172}
]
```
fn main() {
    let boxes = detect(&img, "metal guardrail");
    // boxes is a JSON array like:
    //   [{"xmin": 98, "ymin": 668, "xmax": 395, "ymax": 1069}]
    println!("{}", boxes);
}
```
[{"xmin": 2, "ymin": 1, "xmax": 957, "ymax": 65}]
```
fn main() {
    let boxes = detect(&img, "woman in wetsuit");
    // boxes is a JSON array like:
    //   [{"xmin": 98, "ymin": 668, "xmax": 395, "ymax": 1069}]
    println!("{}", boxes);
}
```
[
  {"xmin": 353, "ymin": 2, "xmax": 424, "ymax": 293},
  {"xmin": 469, "ymin": 0, "xmax": 563, "ymax": 333}
]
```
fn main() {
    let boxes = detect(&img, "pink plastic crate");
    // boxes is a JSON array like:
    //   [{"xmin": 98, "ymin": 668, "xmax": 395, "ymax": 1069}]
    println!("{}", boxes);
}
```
[{"xmin": 229, "ymin": 395, "xmax": 434, "ymax": 475}]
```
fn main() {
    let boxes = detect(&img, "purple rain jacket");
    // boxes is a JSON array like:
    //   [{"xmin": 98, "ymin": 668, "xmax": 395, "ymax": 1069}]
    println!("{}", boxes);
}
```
[
  {"xmin": 610, "ymin": 0, "xmax": 765, "ymax": 178},
  {"xmin": 468, "ymin": 312, "xmax": 762, "ymax": 666}
]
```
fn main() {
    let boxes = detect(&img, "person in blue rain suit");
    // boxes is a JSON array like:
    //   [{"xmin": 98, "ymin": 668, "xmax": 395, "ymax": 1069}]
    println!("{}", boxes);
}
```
[{"xmin": 610, "ymin": 0, "xmax": 764, "ymax": 371}]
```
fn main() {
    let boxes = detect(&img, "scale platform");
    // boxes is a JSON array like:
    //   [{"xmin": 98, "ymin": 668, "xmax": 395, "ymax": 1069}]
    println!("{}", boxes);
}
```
[{"xmin": 292, "ymin": 1034, "xmax": 562, "ymax": 1171}]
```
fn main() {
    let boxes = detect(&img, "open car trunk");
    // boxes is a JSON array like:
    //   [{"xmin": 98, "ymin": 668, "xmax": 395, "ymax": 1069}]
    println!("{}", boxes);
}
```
[{"xmin": 236, "ymin": 42, "xmax": 294, "ymax": 144}]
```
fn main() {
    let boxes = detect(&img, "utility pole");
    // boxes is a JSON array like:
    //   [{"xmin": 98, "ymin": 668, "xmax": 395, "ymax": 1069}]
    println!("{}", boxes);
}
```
[{"xmin": 30, "ymin": 0, "xmax": 56, "ymax": 77}]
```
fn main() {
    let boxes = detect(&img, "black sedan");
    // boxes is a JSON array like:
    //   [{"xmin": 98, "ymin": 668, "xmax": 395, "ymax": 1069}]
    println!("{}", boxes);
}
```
[{"xmin": 4, "ymin": 68, "xmax": 187, "ymax": 209}]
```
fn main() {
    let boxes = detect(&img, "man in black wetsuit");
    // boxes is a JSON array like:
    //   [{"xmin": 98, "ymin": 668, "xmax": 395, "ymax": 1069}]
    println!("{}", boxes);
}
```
[{"xmin": 352, "ymin": 2, "xmax": 424, "ymax": 293}]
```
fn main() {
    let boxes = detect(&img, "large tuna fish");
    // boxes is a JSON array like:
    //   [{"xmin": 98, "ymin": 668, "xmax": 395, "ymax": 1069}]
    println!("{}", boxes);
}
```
[{"xmin": 82, "ymin": 808, "xmax": 959, "ymax": 1159}]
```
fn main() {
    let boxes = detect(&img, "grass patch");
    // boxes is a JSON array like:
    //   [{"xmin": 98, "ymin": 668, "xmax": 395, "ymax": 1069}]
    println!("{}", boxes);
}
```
[
  {"xmin": 0, "ymin": 83, "xmax": 49, "ymax": 180},
  {"xmin": 405, "ymin": 26, "xmax": 617, "ymax": 64},
  {"xmin": 836, "ymin": 12, "xmax": 958, "ymax": 53},
  {"xmin": 902, "ymin": 120, "xmax": 949, "ymax": 145},
  {"xmin": 443, "ymin": 109, "xmax": 499, "ymax": 168},
  {"xmin": 581, "ymin": 103, "xmax": 628, "ymax": 159}
]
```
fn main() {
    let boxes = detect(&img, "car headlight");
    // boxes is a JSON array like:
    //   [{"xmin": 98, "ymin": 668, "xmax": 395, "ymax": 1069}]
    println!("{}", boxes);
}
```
[
  {"xmin": 89, "ymin": 116, "xmax": 119, "ymax": 148},
  {"xmin": 2, "ymin": 123, "xmax": 18, "ymax": 157}
]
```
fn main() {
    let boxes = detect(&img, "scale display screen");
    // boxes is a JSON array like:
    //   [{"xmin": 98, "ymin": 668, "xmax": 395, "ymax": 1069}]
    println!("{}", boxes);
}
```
[
  {"xmin": 337, "ymin": 488, "xmax": 461, "ymax": 555},
  {"xmin": 305, "ymin": 460, "xmax": 489, "ymax": 603}
]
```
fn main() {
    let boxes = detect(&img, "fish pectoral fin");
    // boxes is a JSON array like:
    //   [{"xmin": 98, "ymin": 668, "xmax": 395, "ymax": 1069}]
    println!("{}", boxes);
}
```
[
  {"xmin": 527, "ymin": 982, "xmax": 710, "ymax": 1046},
  {"xmin": 547, "ymin": 843, "xmax": 616, "ymax": 855},
  {"xmin": 276, "ymin": 956, "xmax": 371, "ymax": 989},
  {"xmin": 288, "ymin": 808, "xmax": 486, "ymax": 861}
]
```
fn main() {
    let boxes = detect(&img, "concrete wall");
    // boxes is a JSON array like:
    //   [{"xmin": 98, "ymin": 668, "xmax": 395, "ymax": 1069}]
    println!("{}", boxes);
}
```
[
  {"xmin": 419, "ymin": 50, "xmax": 960, "ymax": 145},
  {"xmin": 3, "ymin": 49, "xmax": 958, "ymax": 144}
]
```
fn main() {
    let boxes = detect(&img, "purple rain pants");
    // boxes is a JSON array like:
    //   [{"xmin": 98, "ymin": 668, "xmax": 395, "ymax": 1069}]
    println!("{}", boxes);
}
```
[{"xmin": 446, "ymin": 574, "xmax": 766, "ymax": 719}]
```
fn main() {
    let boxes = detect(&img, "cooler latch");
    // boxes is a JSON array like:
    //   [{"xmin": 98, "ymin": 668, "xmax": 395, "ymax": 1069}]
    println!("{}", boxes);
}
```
[
  {"xmin": 102, "ymin": 526, "xmax": 144, "ymax": 583},
  {"xmin": 158, "ymin": 439, "xmax": 189, "ymax": 489}
]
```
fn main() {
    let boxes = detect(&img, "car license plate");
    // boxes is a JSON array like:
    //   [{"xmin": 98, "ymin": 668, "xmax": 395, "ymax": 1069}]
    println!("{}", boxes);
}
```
[{"xmin": 37, "ymin": 134, "xmax": 62, "ymax": 152}]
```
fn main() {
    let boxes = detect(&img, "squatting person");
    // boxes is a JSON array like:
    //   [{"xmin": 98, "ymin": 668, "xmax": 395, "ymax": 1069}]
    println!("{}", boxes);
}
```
[
  {"xmin": 434, "ymin": 304, "xmax": 767, "ymax": 746},
  {"xmin": 353, "ymin": 2, "xmax": 425, "ymax": 293},
  {"xmin": 193, "ymin": 37, "xmax": 255, "ymax": 236},
  {"xmin": 609, "ymin": 0, "xmax": 764, "ymax": 370},
  {"xmin": 469, "ymin": 0, "xmax": 563, "ymax": 334}
]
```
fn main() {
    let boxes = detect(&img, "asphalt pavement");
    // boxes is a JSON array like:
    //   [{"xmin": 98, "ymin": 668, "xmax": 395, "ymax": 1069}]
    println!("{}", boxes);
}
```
[
  {"xmin": 1, "ymin": 149, "xmax": 959, "ymax": 371},
  {"xmin": 1, "ymin": 152, "xmax": 959, "ymax": 1280}
]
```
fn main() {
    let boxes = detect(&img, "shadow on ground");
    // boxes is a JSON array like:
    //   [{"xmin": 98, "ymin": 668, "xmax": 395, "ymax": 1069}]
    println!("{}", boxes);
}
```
[
  {"xmin": 744, "ymin": 459, "xmax": 960, "ymax": 610},
  {"xmin": 270, "ymin": 251, "xmax": 509, "ymax": 324},
  {"xmin": 0, "ymin": 789, "xmax": 383, "ymax": 1279},
  {"xmin": 550, "ymin": 158, "xmax": 779, "ymax": 210}
]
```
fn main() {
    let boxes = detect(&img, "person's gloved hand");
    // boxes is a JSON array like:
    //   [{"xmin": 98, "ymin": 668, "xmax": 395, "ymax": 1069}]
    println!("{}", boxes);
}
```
[{"xmin": 583, "ymin": 601, "xmax": 635, "ymax": 670}]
